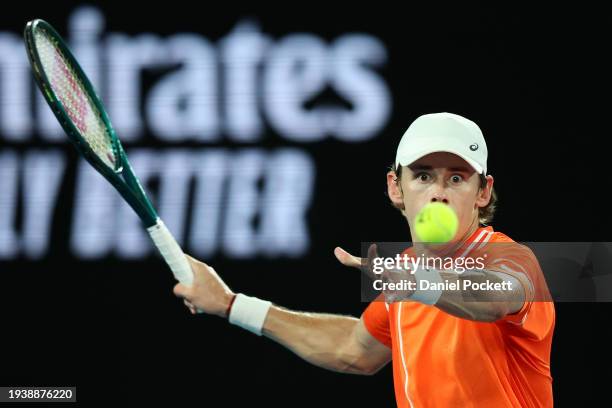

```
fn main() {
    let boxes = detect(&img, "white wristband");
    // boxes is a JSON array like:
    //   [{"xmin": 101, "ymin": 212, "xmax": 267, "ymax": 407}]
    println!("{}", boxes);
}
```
[
  {"xmin": 228, "ymin": 294, "xmax": 272, "ymax": 336},
  {"xmin": 410, "ymin": 267, "xmax": 443, "ymax": 305}
]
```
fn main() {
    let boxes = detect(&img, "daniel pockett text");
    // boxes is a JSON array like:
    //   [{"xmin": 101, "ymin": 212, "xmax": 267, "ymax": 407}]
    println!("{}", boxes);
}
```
[{"xmin": 370, "ymin": 254, "xmax": 515, "ymax": 293}]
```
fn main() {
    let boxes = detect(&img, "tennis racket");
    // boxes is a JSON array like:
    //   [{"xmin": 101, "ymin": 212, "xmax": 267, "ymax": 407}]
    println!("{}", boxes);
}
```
[{"xmin": 24, "ymin": 19, "xmax": 194, "ymax": 286}]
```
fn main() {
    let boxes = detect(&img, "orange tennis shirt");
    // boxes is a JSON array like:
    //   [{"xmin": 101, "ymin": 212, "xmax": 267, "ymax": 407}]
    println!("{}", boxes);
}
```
[{"xmin": 363, "ymin": 226, "xmax": 555, "ymax": 407}]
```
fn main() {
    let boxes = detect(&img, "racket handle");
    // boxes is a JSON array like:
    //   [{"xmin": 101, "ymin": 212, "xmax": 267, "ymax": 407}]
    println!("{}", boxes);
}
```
[{"xmin": 147, "ymin": 219, "xmax": 193, "ymax": 286}]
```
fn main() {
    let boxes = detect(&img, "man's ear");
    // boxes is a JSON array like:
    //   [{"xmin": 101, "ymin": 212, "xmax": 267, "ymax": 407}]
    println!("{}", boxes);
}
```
[
  {"xmin": 476, "ymin": 174, "xmax": 494, "ymax": 208},
  {"xmin": 387, "ymin": 170, "xmax": 404, "ymax": 209}
]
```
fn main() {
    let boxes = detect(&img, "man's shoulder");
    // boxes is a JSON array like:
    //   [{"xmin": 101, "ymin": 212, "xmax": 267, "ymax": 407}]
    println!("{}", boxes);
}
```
[
  {"xmin": 488, "ymin": 229, "xmax": 515, "ymax": 243},
  {"xmin": 478, "ymin": 228, "xmax": 538, "ymax": 262}
]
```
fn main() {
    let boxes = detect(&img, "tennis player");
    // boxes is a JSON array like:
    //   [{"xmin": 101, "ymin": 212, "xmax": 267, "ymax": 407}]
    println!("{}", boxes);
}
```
[{"xmin": 174, "ymin": 112, "xmax": 555, "ymax": 407}]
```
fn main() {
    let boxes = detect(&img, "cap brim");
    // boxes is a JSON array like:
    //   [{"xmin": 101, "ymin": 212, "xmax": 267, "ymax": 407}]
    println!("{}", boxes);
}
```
[{"xmin": 396, "ymin": 148, "xmax": 485, "ymax": 175}]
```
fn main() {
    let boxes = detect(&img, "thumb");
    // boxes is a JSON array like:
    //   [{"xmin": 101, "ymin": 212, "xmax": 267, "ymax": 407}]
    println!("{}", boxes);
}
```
[
  {"xmin": 366, "ymin": 243, "xmax": 380, "ymax": 264},
  {"xmin": 173, "ymin": 283, "xmax": 191, "ymax": 300},
  {"xmin": 334, "ymin": 246, "xmax": 362, "ymax": 269}
]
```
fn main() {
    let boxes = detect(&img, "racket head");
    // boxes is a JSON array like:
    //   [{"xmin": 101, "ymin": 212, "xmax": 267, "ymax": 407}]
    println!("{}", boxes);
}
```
[
  {"xmin": 24, "ymin": 19, "xmax": 123, "ymax": 172},
  {"xmin": 24, "ymin": 19, "xmax": 158, "ymax": 226}
]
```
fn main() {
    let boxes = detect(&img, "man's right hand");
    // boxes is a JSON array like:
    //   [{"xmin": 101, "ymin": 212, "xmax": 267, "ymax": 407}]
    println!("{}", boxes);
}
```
[{"xmin": 173, "ymin": 255, "xmax": 236, "ymax": 317}]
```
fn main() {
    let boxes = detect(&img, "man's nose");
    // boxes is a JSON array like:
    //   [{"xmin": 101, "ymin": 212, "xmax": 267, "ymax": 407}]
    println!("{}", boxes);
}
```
[
  {"xmin": 430, "ymin": 195, "xmax": 449, "ymax": 204},
  {"xmin": 430, "ymin": 183, "xmax": 449, "ymax": 204}
]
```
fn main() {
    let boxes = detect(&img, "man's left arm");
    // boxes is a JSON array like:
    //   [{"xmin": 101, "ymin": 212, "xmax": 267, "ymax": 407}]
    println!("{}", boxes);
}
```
[
  {"xmin": 432, "ymin": 267, "xmax": 530, "ymax": 322},
  {"xmin": 335, "ymin": 245, "xmax": 534, "ymax": 323}
]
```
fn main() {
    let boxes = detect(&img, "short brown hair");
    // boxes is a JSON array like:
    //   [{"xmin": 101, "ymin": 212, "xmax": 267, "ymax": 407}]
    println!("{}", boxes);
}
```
[{"xmin": 392, "ymin": 165, "xmax": 497, "ymax": 225}]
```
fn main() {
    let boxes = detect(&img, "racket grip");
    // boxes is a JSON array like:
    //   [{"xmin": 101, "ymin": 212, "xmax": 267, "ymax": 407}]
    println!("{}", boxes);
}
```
[{"xmin": 147, "ymin": 219, "xmax": 193, "ymax": 286}]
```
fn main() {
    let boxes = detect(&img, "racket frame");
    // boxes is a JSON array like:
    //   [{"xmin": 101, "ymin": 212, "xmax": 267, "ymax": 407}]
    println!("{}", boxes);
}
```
[{"xmin": 24, "ymin": 19, "xmax": 158, "ymax": 227}]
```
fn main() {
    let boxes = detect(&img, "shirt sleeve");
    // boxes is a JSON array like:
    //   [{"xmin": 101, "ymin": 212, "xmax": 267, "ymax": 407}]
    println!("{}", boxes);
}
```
[
  {"xmin": 361, "ymin": 296, "xmax": 392, "ymax": 348},
  {"xmin": 487, "ymin": 241, "xmax": 555, "ymax": 339}
]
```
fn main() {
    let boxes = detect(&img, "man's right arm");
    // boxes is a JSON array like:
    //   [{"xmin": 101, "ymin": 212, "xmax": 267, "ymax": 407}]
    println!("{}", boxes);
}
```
[
  {"xmin": 173, "ymin": 255, "xmax": 391, "ymax": 376},
  {"xmin": 263, "ymin": 307, "xmax": 391, "ymax": 375}
]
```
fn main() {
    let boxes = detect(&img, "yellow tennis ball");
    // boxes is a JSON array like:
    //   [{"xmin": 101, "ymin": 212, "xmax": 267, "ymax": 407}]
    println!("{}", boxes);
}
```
[{"xmin": 414, "ymin": 203, "xmax": 458, "ymax": 243}]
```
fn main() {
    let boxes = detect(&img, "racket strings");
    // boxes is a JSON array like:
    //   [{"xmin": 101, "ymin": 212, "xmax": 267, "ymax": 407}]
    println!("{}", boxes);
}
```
[{"xmin": 34, "ymin": 29, "xmax": 117, "ymax": 170}]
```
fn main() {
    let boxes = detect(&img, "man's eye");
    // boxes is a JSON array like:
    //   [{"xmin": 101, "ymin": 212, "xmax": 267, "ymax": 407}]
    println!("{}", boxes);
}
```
[
  {"xmin": 451, "ymin": 175, "xmax": 463, "ymax": 183},
  {"xmin": 416, "ymin": 172, "xmax": 430, "ymax": 181}
]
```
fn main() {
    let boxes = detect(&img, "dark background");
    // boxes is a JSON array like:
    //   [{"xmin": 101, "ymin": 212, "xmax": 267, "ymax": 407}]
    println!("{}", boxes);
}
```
[{"xmin": 0, "ymin": 3, "xmax": 609, "ymax": 407}]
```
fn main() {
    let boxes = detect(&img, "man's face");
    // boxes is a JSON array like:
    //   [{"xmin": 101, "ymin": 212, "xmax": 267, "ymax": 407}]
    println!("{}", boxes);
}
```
[{"xmin": 388, "ymin": 152, "xmax": 493, "ymax": 242}]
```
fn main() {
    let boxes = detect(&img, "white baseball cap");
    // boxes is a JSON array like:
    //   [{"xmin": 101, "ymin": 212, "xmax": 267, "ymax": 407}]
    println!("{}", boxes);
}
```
[{"xmin": 395, "ymin": 112, "xmax": 488, "ymax": 175}]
